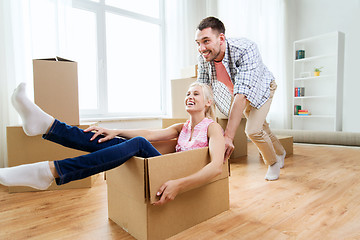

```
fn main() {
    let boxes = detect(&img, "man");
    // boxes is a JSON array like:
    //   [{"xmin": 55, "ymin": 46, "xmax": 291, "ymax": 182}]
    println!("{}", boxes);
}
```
[{"xmin": 195, "ymin": 16, "xmax": 285, "ymax": 180}]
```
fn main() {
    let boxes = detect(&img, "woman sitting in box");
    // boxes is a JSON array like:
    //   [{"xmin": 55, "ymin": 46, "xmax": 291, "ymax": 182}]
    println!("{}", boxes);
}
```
[{"xmin": 0, "ymin": 82, "xmax": 225, "ymax": 205}]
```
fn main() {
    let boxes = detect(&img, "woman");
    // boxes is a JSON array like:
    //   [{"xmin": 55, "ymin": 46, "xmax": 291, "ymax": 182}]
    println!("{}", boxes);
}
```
[{"xmin": 0, "ymin": 82, "xmax": 225, "ymax": 205}]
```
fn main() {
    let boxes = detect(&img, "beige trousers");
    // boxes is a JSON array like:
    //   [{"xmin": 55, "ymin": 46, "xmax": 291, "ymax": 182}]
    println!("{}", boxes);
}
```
[{"xmin": 243, "ymin": 81, "xmax": 285, "ymax": 165}]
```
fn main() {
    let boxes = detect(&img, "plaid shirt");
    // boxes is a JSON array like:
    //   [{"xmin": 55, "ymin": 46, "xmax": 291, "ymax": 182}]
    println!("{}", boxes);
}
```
[{"xmin": 197, "ymin": 38, "xmax": 275, "ymax": 116}]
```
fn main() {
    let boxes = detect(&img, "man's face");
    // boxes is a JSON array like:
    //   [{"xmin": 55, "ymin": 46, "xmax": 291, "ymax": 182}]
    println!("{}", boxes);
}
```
[{"xmin": 195, "ymin": 27, "xmax": 224, "ymax": 62}]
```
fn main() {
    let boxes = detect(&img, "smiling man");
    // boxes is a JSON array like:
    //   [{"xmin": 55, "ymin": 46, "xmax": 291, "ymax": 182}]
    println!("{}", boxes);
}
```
[{"xmin": 195, "ymin": 16, "xmax": 286, "ymax": 181}]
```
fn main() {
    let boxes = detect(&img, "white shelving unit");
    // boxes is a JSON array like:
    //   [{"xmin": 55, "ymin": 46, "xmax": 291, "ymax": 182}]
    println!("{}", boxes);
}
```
[{"xmin": 292, "ymin": 32, "xmax": 344, "ymax": 131}]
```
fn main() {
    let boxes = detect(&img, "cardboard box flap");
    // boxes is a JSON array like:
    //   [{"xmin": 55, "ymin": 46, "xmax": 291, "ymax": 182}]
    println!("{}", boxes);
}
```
[
  {"xmin": 150, "ymin": 139, "xmax": 177, "ymax": 155},
  {"xmin": 147, "ymin": 147, "xmax": 229, "ymax": 204},
  {"xmin": 34, "ymin": 56, "xmax": 75, "ymax": 62},
  {"xmin": 107, "ymin": 156, "xmax": 147, "ymax": 201}
]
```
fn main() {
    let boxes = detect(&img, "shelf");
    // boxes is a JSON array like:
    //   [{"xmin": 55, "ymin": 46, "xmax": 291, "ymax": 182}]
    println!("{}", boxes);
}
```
[
  {"xmin": 293, "ymin": 115, "xmax": 335, "ymax": 119},
  {"xmin": 294, "ymin": 32, "xmax": 339, "ymax": 44},
  {"xmin": 292, "ymin": 32, "xmax": 344, "ymax": 131},
  {"xmin": 294, "ymin": 54, "xmax": 336, "ymax": 62},
  {"xmin": 293, "ymin": 95, "xmax": 334, "ymax": 99},
  {"xmin": 294, "ymin": 74, "xmax": 335, "ymax": 81}
]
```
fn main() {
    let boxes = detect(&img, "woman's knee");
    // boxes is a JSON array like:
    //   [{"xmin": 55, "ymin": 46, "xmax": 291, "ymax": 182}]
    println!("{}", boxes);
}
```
[{"xmin": 132, "ymin": 136, "xmax": 151, "ymax": 145}]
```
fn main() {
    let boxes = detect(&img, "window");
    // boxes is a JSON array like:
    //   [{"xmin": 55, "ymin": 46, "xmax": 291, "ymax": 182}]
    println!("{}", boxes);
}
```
[{"xmin": 70, "ymin": 0, "xmax": 165, "ymax": 119}]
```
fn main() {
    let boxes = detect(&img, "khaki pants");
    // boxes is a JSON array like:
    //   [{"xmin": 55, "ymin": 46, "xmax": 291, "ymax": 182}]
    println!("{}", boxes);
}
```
[{"xmin": 243, "ymin": 81, "xmax": 285, "ymax": 165}]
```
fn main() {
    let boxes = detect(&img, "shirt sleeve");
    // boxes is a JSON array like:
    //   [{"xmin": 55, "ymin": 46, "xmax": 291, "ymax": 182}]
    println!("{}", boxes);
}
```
[
  {"xmin": 233, "ymin": 41, "xmax": 261, "ymax": 97},
  {"xmin": 197, "ymin": 55, "xmax": 210, "ymax": 84}
]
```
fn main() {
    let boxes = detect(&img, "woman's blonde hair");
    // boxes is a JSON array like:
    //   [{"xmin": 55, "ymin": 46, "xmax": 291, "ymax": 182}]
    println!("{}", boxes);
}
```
[{"xmin": 188, "ymin": 82, "xmax": 216, "ymax": 120}]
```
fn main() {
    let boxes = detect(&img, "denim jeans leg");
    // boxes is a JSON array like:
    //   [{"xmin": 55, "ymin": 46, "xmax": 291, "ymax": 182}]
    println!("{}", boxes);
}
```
[
  {"xmin": 53, "ymin": 136, "xmax": 161, "ymax": 185},
  {"xmin": 43, "ymin": 119, "xmax": 125, "ymax": 153}
]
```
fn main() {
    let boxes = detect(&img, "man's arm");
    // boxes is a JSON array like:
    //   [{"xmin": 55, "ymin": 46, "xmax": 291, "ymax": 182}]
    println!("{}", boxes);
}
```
[{"xmin": 224, "ymin": 93, "xmax": 247, "ymax": 159}]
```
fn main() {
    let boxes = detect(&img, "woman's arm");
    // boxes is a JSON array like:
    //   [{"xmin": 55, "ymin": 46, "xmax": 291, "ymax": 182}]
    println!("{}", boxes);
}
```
[
  {"xmin": 153, "ymin": 122, "xmax": 225, "ymax": 206},
  {"xmin": 84, "ymin": 123, "xmax": 183, "ymax": 143}
]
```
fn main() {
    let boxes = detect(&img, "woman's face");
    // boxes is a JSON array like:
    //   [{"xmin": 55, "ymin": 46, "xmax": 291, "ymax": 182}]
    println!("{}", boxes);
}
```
[{"xmin": 185, "ymin": 85, "xmax": 210, "ymax": 114}]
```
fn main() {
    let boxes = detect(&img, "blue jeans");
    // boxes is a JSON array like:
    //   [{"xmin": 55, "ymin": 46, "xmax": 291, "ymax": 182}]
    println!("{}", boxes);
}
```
[{"xmin": 43, "ymin": 120, "xmax": 161, "ymax": 185}]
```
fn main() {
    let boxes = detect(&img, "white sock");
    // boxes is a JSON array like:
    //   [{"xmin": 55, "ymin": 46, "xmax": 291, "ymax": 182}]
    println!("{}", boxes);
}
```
[
  {"xmin": 0, "ymin": 161, "xmax": 54, "ymax": 190},
  {"xmin": 277, "ymin": 150, "xmax": 286, "ymax": 169},
  {"xmin": 265, "ymin": 161, "xmax": 280, "ymax": 181},
  {"xmin": 11, "ymin": 83, "xmax": 54, "ymax": 136}
]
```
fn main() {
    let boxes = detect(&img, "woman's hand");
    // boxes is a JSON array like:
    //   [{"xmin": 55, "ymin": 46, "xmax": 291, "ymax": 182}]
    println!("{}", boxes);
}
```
[
  {"xmin": 84, "ymin": 126, "xmax": 119, "ymax": 143},
  {"xmin": 152, "ymin": 179, "xmax": 182, "ymax": 206}
]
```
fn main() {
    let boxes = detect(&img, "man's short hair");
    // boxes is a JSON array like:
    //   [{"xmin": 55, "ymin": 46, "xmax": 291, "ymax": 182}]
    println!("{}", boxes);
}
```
[{"xmin": 197, "ymin": 16, "xmax": 225, "ymax": 35}]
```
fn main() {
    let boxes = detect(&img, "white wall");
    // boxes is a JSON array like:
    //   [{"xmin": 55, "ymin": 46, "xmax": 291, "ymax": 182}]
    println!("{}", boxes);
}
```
[{"xmin": 286, "ymin": 0, "xmax": 360, "ymax": 132}]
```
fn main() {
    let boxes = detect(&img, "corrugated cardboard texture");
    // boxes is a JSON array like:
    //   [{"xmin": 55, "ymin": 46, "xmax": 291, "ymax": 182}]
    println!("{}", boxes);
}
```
[
  {"xmin": 33, "ymin": 57, "xmax": 79, "ymax": 125},
  {"xmin": 147, "ymin": 178, "xmax": 229, "ymax": 240},
  {"xmin": 148, "ymin": 147, "xmax": 229, "ymax": 204},
  {"xmin": 6, "ymin": 126, "xmax": 95, "ymax": 192},
  {"xmin": 107, "ymin": 170, "xmax": 229, "ymax": 240},
  {"xmin": 171, "ymin": 78, "xmax": 196, "ymax": 118},
  {"xmin": 107, "ymin": 156, "xmax": 150, "ymax": 240}
]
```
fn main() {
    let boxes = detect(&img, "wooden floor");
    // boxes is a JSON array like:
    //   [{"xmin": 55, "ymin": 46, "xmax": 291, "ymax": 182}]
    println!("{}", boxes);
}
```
[{"xmin": 1, "ymin": 142, "xmax": 360, "ymax": 240}]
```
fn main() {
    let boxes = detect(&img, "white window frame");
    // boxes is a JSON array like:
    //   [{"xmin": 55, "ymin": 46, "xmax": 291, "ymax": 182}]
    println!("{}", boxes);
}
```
[{"xmin": 72, "ymin": 0, "xmax": 166, "ymax": 120}]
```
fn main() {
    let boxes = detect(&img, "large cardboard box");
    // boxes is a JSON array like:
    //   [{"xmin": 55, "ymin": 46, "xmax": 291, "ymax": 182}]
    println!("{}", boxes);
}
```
[
  {"xmin": 161, "ymin": 118, "xmax": 187, "ymax": 129},
  {"xmin": 181, "ymin": 65, "xmax": 198, "ymax": 78},
  {"xmin": 33, "ymin": 57, "xmax": 79, "ymax": 125},
  {"xmin": 278, "ymin": 135, "xmax": 293, "ymax": 156},
  {"xmin": 171, "ymin": 77, "xmax": 197, "ymax": 118},
  {"xmin": 6, "ymin": 125, "xmax": 96, "ymax": 193},
  {"xmin": 217, "ymin": 118, "xmax": 248, "ymax": 159},
  {"xmin": 107, "ymin": 140, "xmax": 230, "ymax": 240}
]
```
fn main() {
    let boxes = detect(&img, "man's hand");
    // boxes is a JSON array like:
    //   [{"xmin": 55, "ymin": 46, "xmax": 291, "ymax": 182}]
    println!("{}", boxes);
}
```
[
  {"xmin": 152, "ymin": 180, "xmax": 181, "ymax": 206},
  {"xmin": 84, "ymin": 126, "xmax": 119, "ymax": 143},
  {"xmin": 224, "ymin": 135, "xmax": 234, "ymax": 160}
]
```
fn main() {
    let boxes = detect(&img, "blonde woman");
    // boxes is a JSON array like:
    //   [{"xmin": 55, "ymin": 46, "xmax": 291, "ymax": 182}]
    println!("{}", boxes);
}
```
[{"xmin": 0, "ymin": 82, "xmax": 225, "ymax": 205}]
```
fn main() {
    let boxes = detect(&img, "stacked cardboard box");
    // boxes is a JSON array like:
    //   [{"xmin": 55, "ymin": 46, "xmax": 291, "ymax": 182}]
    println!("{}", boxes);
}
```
[
  {"xmin": 171, "ymin": 77, "xmax": 197, "ymax": 118},
  {"xmin": 33, "ymin": 57, "xmax": 79, "ymax": 125},
  {"xmin": 6, "ymin": 57, "xmax": 96, "ymax": 192},
  {"xmin": 7, "ymin": 125, "xmax": 96, "ymax": 193},
  {"xmin": 107, "ymin": 140, "xmax": 230, "ymax": 240}
]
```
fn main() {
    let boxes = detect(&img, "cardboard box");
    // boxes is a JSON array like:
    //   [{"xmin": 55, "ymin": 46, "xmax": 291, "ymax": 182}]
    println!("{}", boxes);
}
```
[
  {"xmin": 181, "ymin": 65, "xmax": 198, "ymax": 78},
  {"xmin": 107, "ymin": 140, "xmax": 230, "ymax": 240},
  {"xmin": 161, "ymin": 118, "xmax": 187, "ymax": 129},
  {"xmin": 217, "ymin": 118, "xmax": 248, "ymax": 159},
  {"xmin": 6, "ymin": 125, "xmax": 96, "ymax": 192},
  {"xmin": 278, "ymin": 135, "xmax": 293, "ymax": 156},
  {"xmin": 171, "ymin": 77, "xmax": 197, "ymax": 118},
  {"xmin": 33, "ymin": 57, "xmax": 79, "ymax": 125},
  {"xmin": 258, "ymin": 135, "xmax": 293, "ymax": 159}
]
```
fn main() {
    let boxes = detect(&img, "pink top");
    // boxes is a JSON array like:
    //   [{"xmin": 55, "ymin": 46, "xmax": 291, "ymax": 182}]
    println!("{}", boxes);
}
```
[{"xmin": 175, "ymin": 118, "xmax": 214, "ymax": 152}]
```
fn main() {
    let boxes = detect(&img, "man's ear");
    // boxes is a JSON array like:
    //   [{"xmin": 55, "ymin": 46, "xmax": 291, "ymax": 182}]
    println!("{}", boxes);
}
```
[{"xmin": 219, "ymin": 33, "xmax": 226, "ymax": 44}]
